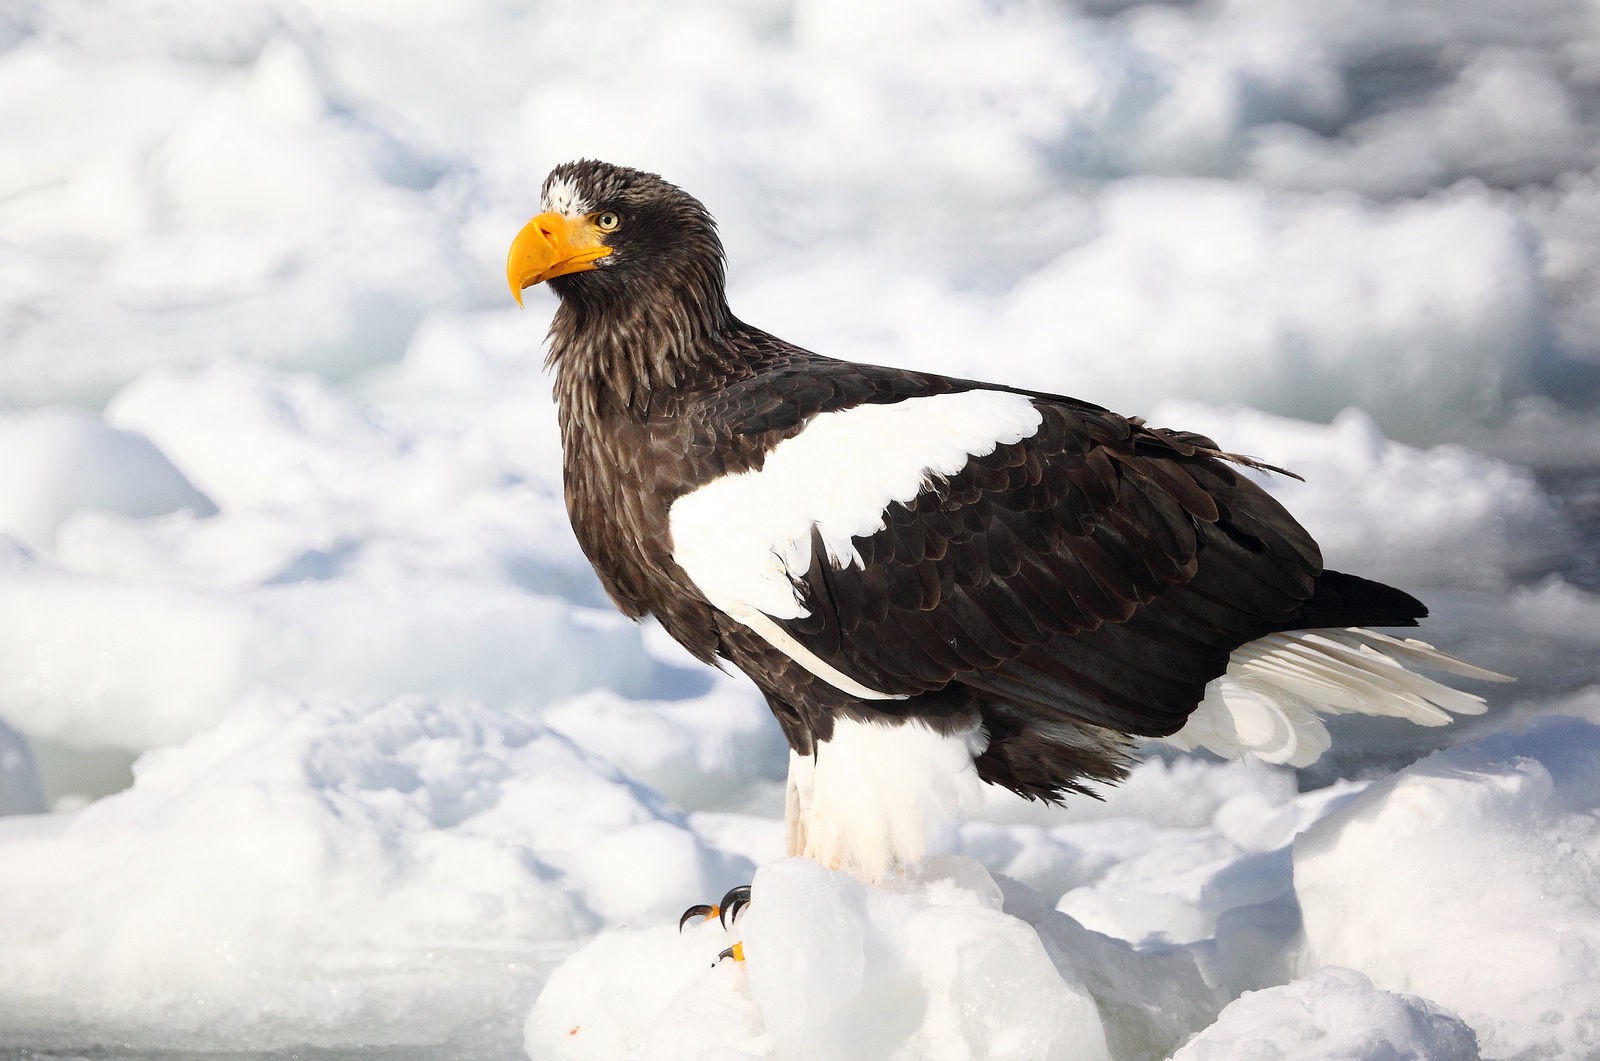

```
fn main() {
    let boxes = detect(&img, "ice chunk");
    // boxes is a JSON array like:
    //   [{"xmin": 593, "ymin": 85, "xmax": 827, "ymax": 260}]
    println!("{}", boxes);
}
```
[
  {"xmin": 0, "ymin": 408, "xmax": 215, "ymax": 550},
  {"xmin": 1171, "ymin": 966, "xmax": 1479, "ymax": 1060},
  {"xmin": 527, "ymin": 857, "xmax": 1111, "ymax": 1061},
  {"xmin": 1295, "ymin": 716, "xmax": 1600, "ymax": 1059},
  {"xmin": 0, "ymin": 693, "xmax": 745, "ymax": 1054}
]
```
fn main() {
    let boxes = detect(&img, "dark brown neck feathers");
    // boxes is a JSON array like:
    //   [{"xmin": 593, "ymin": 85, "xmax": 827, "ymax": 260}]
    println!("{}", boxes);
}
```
[{"xmin": 547, "ymin": 252, "xmax": 736, "ymax": 421}]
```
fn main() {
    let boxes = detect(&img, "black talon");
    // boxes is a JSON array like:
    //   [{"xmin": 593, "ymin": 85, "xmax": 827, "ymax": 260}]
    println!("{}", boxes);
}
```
[
  {"xmin": 678, "ymin": 903, "xmax": 716, "ymax": 932},
  {"xmin": 718, "ymin": 885, "xmax": 752, "ymax": 929}
]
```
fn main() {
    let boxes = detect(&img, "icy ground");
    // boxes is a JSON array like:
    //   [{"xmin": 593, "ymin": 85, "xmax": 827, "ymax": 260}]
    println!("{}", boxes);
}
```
[{"xmin": 3, "ymin": 0, "xmax": 1600, "ymax": 1057}]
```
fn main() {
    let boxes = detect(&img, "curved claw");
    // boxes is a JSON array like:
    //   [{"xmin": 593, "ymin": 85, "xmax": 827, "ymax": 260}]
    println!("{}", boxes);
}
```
[
  {"xmin": 718, "ymin": 885, "xmax": 753, "ymax": 930},
  {"xmin": 716, "ymin": 941, "xmax": 746, "ymax": 963},
  {"xmin": 678, "ymin": 903, "xmax": 718, "ymax": 932}
]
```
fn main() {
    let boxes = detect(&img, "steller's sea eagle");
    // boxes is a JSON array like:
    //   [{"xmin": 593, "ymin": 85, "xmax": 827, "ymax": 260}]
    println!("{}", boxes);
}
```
[{"xmin": 507, "ymin": 159, "xmax": 1508, "ymax": 886}]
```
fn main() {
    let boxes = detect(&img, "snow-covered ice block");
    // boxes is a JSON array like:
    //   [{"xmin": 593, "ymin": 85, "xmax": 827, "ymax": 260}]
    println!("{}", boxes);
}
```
[
  {"xmin": 0, "ymin": 407, "xmax": 216, "ymax": 551},
  {"xmin": 0, "ymin": 548, "xmax": 675, "ymax": 751},
  {"xmin": 1055, "ymin": 834, "xmax": 1290, "ymax": 947},
  {"xmin": 0, "ymin": 692, "xmax": 746, "ymax": 1054},
  {"xmin": 1294, "ymin": 716, "xmax": 1600, "ymax": 1059},
  {"xmin": 527, "ymin": 856, "xmax": 1111, "ymax": 1061},
  {"xmin": 991, "ymin": 184, "xmax": 1542, "ymax": 442},
  {"xmin": 543, "ymin": 680, "xmax": 789, "ymax": 814},
  {"xmin": 1171, "ymin": 966, "xmax": 1479, "ymax": 1060},
  {"xmin": 526, "ymin": 920, "xmax": 771, "ymax": 1061}
]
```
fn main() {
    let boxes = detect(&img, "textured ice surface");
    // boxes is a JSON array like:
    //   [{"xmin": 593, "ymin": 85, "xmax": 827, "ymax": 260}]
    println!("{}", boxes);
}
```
[
  {"xmin": 1295, "ymin": 717, "xmax": 1600, "ymax": 1060},
  {"xmin": 1170, "ymin": 967, "xmax": 1479, "ymax": 1060}
]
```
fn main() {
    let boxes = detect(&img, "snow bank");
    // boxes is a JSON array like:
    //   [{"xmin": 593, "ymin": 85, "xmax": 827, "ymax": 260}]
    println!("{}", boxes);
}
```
[
  {"xmin": 1169, "ymin": 967, "xmax": 1479, "ymax": 1060},
  {"xmin": 1295, "ymin": 716, "xmax": 1600, "ymax": 1059},
  {"xmin": 996, "ymin": 185, "xmax": 1542, "ymax": 442},
  {"xmin": 542, "ymin": 680, "xmax": 788, "ymax": 814},
  {"xmin": 0, "ymin": 0, "xmax": 1589, "ymax": 437},
  {"xmin": 0, "ymin": 360, "xmax": 704, "ymax": 752},
  {"xmin": 0, "ymin": 692, "xmax": 749, "ymax": 1054},
  {"xmin": 0, "ymin": 545, "xmax": 677, "ymax": 750},
  {"xmin": 0, "ymin": 407, "xmax": 215, "ymax": 550},
  {"xmin": 528, "ymin": 857, "xmax": 1111, "ymax": 1061},
  {"xmin": 0, "ymin": 33, "xmax": 468, "ymax": 408},
  {"xmin": 525, "ymin": 719, "xmax": 1600, "ymax": 1059}
]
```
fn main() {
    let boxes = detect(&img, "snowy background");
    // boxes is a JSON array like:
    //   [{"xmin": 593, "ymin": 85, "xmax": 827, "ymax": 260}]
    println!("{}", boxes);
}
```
[{"xmin": 2, "ymin": 0, "xmax": 1599, "ymax": 1057}]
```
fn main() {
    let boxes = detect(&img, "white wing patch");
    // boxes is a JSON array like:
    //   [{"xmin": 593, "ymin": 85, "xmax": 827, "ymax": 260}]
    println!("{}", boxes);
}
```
[
  {"xmin": 542, "ymin": 174, "xmax": 591, "ymax": 217},
  {"xmin": 671, "ymin": 391, "xmax": 1042, "ymax": 620},
  {"xmin": 1166, "ymin": 627, "xmax": 1510, "ymax": 767},
  {"xmin": 669, "ymin": 391, "xmax": 1043, "ymax": 698}
]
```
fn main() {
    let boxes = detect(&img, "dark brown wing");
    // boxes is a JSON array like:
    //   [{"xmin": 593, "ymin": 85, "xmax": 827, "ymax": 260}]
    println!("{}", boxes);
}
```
[
  {"xmin": 683, "ymin": 346, "xmax": 1427, "ymax": 800},
  {"xmin": 767, "ymin": 395, "xmax": 1326, "ymax": 736}
]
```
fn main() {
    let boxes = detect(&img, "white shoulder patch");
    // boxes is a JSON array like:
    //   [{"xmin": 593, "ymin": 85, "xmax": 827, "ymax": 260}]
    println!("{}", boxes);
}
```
[
  {"xmin": 668, "ymin": 390, "xmax": 1042, "ymax": 698},
  {"xmin": 671, "ymin": 391, "xmax": 1042, "ymax": 618},
  {"xmin": 542, "ymin": 174, "xmax": 591, "ymax": 217}
]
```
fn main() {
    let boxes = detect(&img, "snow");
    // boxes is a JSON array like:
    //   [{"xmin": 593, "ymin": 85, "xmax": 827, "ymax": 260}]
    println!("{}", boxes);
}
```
[
  {"xmin": 0, "ymin": 406, "xmax": 216, "ymax": 551},
  {"xmin": 530, "ymin": 857, "xmax": 1112, "ymax": 1061},
  {"xmin": 1169, "ymin": 967, "xmax": 1480, "ymax": 1061},
  {"xmin": 1295, "ymin": 716, "xmax": 1600, "ymax": 1059},
  {"xmin": 0, "ymin": 692, "xmax": 749, "ymax": 1052},
  {"xmin": 2, "ymin": 0, "xmax": 1600, "ymax": 1056}
]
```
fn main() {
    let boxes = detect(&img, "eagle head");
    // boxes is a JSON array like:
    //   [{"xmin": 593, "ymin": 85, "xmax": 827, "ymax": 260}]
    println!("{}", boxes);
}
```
[{"xmin": 506, "ymin": 160, "xmax": 726, "ymax": 313}]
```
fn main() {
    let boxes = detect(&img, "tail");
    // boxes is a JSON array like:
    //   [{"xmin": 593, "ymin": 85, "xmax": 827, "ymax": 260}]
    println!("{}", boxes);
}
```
[
  {"xmin": 1165, "ymin": 570, "xmax": 1509, "ymax": 767},
  {"xmin": 1289, "ymin": 569, "xmax": 1427, "ymax": 630}
]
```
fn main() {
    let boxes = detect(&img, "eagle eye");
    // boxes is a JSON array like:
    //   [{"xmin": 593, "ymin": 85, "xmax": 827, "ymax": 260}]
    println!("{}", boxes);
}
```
[{"xmin": 595, "ymin": 211, "xmax": 621, "ymax": 232}]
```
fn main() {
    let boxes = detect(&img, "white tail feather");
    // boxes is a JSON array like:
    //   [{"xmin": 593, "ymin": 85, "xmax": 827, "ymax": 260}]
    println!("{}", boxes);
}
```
[{"xmin": 1164, "ymin": 628, "xmax": 1510, "ymax": 768}]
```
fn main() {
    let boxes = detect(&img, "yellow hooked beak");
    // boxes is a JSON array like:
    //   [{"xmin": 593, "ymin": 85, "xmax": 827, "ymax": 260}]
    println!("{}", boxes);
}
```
[{"xmin": 506, "ymin": 211, "xmax": 614, "ymax": 305}]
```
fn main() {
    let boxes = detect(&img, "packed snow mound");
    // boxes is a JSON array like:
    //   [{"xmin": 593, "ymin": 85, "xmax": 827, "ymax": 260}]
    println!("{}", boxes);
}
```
[
  {"xmin": 1169, "ymin": 967, "xmax": 1479, "ymax": 1060},
  {"xmin": 0, "ymin": 361, "xmax": 703, "ymax": 753},
  {"xmin": 2, "ymin": 0, "xmax": 1595, "ymax": 436},
  {"xmin": 0, "ymin": 406, "xmax": 216, "ymax": 550},
  {"xmin": 526, "ymin": 720, "xmax": 1600, "ymax": 1061},
  {"xmin": 1295, "ymin": 715, "xmax": 1600, "ymax": 1060},
  {"xmin": 992, "ymin": 185, "xmax": 1541, "ymax": 441},
  {"xmin": 0, "ymin": 34, "xmax": 469, "ymax": 408},
  {"xmin": 0, "ymin": 544, "xmax": 677, "ymax": 750},
  {"xmin": 528, "ymin": 857, "xmax": 1112, "ymax": 1061},
  {"xmin": 0, "ymin": 351, "xmax": 1556, "ymax": 760},
  {"xmin": 0, "ymin": 692, "xmax": 750, "ymax": 1054},
  {"xmin": 542, "ymin": 682, "xmax": 788, "ymax": 814}
]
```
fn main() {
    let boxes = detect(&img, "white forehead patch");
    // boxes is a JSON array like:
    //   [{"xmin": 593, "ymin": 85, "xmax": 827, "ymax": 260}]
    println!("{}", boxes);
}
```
[{"xmin": 542, "ymin": 174, "xmax": 592, "ymax": 217}]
